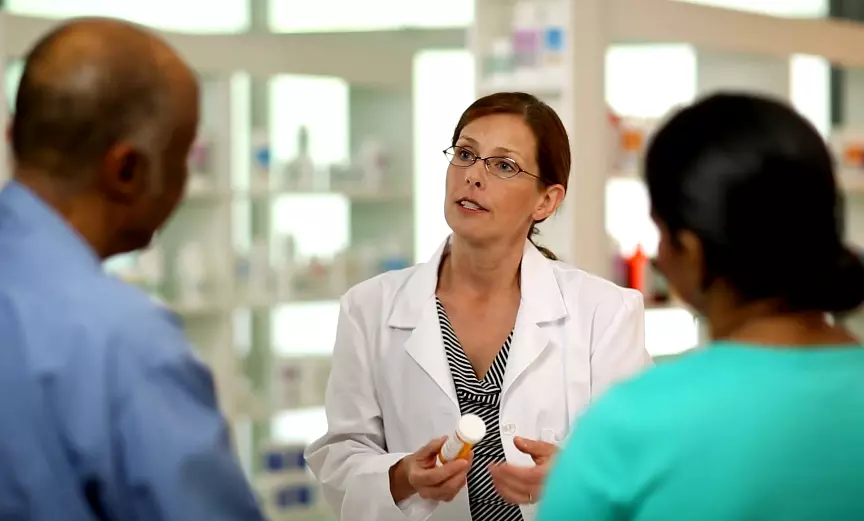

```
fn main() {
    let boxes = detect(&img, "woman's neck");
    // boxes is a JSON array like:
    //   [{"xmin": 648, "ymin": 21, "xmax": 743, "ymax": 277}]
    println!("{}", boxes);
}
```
[
  {"xmin": 708, "ymin": 301, "xmax": 857, "ymax": 347},
  {"xmin": 438, "ymin": 235, "xmax": 523, "ymax": 297}
]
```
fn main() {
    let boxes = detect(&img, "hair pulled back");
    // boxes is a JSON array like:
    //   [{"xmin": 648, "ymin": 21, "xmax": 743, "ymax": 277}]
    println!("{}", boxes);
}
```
[
  {"xmin": 451, "ymin": 92, "xmax": 570, "ymax": 260},
  {"xmin": 646, "ymin": 92, "xmax": 864, "ymax": 314}
]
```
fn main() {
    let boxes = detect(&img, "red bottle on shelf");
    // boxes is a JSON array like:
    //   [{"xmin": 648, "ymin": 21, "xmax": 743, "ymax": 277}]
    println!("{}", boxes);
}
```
[{"xmin": 627, "ymin": 244, "xmax": 649, "ymax": 294}]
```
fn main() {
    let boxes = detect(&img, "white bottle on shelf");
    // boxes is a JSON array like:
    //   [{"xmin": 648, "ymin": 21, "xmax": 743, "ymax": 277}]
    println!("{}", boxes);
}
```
[
  {"xmin": 272, "ymin": 357, "xmax": 304, "ymax": 411},
  {"xmin": 284, "ymin": 125, "xmax": 319, "ymax": 192},
  {"xmin": 277, "ymin": 233, "xmax": 297, "ymax": 301},
  {"xmin": 176, "ymin": 242, "xmax": 208, "ymax": 308},
  {"xmin": 328, "ymin": 250, "xmax": 348, "ymax": 295},
  {"xmin": 248, "ymin": 238, "xmax": 272, "ymax": 303},
  {"xmin": 486, "ymin": 38, "xmax": 515, "ymax": 89},
  {"xmin": 356, "ymin": 138, "xmax": 388, "ymax": 194},
  {"xmin": 137, "ymin": 246, "xmax": 164, "ymax": 295}
]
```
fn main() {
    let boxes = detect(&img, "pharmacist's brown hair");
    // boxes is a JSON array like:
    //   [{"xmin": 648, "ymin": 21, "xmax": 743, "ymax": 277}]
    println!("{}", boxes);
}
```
[{"xmin": 450, "ymin": 92, "xmax": 570, "ymax": 260}]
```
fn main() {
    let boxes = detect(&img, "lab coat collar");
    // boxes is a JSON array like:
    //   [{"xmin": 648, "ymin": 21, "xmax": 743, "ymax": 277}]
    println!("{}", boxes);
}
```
[
  {"xmin": 387, "ymin": 236, "xmax": 569, "ymax": 406},
  {"xmin": 387, "ymin": 237, "xmax": 567, "ymax": 328}
]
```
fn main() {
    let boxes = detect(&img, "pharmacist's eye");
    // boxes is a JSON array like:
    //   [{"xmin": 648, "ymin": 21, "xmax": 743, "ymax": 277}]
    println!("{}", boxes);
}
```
[
  {"xmin": 458, "ymin": 149, "xmax": 475, "ymax": 161},
  {"xmin": 491, "ymin": 158, "xmax": 517, "ymax": 173}
]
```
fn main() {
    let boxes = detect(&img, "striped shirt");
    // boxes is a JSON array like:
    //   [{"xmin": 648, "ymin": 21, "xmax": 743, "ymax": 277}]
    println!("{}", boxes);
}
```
[{"xmin": 437, "ymin": 298, "xmax": 523, "ymax": 521}]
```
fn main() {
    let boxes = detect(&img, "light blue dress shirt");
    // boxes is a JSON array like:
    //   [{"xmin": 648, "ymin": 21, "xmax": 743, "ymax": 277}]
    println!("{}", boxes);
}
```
[{"xmin": 0, "ymin": 181, "xmax": 265, "ymax": 520}]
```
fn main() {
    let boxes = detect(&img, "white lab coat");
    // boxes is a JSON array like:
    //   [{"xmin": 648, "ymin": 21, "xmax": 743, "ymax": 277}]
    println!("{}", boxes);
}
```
[{"xmin": 305, "ymin": 239, "xmax": 652, "ymax": 521}]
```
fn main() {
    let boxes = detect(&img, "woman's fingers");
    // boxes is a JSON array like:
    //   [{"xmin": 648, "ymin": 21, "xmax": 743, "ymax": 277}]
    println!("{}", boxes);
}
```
[
  {"xmin": 412, "ymin": 459, "xmax": 470, "ymax": 501},
  {"xmin": 414, "ymin": 458, "xmax": 468, "ymax": 486},
  {"xmin": 489, "ymin": 463, "xmax": 543, "ymax": 504}
]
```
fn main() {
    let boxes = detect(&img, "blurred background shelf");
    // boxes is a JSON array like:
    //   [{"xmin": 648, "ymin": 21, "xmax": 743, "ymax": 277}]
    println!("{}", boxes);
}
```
[
  {"xmin": 241, "ymin": 187, "xmax": 413, "ymax": 203},
  {"xmin": 3, "ymin": 0, "xmax": 864, "ymax": 519}
]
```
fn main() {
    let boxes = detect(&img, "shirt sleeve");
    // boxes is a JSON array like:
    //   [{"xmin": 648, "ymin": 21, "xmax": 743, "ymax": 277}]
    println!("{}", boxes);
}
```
[
  {"xmin": 537, "ymin": 401, "xmax": 630, "ymax": 521},
  {"xmin": 111, "ymin": 309, "xmax": 265, "ymax": 521}
]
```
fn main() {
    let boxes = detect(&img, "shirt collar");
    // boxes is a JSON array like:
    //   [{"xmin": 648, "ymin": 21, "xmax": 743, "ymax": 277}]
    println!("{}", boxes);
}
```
[{"xmin": 0, "ymin": 180, "xmax": 102, "ymax": 272}]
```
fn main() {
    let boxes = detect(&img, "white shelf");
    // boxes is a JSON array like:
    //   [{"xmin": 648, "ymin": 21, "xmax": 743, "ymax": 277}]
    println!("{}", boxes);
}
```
[
  {"xmin": 184, "ymin": 186, "xmax": 232, "ymax": 202},
  {"xmin": 0, "ymin": 13, "xmax": 461, "ymax": 91},
  {"xmin": 240, "ymin": 186, "xmax": 412, "ymax": 203},
  {"xmin": 170, "ymin": 300, "xmax": 229, "ymax": 317},
  {"xmin": 607, "ymin": 0, "xmax": 864, "ymax": 69},
  {"xmin": 165, "ymin": 290, "xmax": 351, "ymax": 317},
  {"xmin": 476, "ymin": 76, "xmax": 564, "ymax": 98}
]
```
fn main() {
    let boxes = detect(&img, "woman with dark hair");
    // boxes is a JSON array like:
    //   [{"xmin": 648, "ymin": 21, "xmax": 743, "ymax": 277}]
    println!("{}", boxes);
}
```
[
  {"xmin": 539, "ymin": 92, "xmax": 864, "ymax": 521},
  {"xmin": 305, "ymin": 92, "xmax": 651, "ymax": 521}
]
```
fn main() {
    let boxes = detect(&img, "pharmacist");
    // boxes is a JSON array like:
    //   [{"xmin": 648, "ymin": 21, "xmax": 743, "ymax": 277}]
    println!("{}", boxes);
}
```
[{"xmin": 306, "ymin": 92, "xmax": 652, "ymax": 521}]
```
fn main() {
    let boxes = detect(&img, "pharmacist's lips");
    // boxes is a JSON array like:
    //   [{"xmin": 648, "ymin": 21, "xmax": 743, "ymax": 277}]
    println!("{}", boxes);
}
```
[{"xmin": 456, "ymin": 197, "xmax": 488, "ymax": 211}]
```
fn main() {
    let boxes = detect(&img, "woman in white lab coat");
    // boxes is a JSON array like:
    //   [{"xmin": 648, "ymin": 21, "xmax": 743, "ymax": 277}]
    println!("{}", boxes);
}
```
[{"xmin": 305, "ymin": 92, "xmax": 652, "ymax": 521}]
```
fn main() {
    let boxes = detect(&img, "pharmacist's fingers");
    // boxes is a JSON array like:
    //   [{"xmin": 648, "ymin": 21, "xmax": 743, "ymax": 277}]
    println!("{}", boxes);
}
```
[
  {"xmin": 489, "ymin": 464, "xmax": 534, "ymax": 504},
  {"xmin": 514, "ymin": 437, "xmax": 558, "ymax": 463},
  {"xmin": 490, "ymin": 462, "xmax": 545, "ymax": 489},
  {"xmin": 412, "ymin": 458, "xmax": 469, "ymax": 488},
  {"xmin": 413, "ymin": 436, "xmax": 448, "ymax": 467},
  {"xmin": 415, "ymin": 436, "xmax": 448, "ymax": 458},
  {"xmin": 432, "ymin": 466, "xmax": 470, "ymax": 502}
]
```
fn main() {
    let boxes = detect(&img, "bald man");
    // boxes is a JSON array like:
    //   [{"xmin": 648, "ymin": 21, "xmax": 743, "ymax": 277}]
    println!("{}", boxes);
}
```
[{"xmin": 0, "ymin": 18, "xmax": 265, "ymax": 520}]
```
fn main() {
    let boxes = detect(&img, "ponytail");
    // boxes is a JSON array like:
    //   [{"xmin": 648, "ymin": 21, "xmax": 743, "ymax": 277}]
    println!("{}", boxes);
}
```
[{"xmin": 528, "ymin": 223, "xmax": 557, "ymax": 260}]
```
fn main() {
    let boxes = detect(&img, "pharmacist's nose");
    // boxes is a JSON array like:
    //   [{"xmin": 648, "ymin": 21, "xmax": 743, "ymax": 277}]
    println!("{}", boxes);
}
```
[{"xmin": 465, "ymin": 164, "xmax": 484, "ymax": 188}]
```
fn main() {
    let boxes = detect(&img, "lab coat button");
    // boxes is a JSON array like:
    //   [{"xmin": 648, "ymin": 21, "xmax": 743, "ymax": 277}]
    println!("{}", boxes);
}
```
[{"xmin": 501, "ymin": 422, "xmax": 516, "ymax": 435}]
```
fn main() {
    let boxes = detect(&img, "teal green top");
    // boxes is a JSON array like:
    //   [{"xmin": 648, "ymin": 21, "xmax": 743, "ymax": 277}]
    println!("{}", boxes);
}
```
[{"xmin": 538, "ymin": 343, "xmax": 864, "ymax": 521}]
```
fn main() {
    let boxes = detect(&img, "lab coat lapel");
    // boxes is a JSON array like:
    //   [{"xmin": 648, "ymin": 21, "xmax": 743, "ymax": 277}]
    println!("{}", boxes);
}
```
[
  {"xmin": 502, "ymin": 243, "xmax": 568, "ymax": 399},
  {"xmin": 388, "ymin": 240, "xmax": 459, "ymax": 407}
]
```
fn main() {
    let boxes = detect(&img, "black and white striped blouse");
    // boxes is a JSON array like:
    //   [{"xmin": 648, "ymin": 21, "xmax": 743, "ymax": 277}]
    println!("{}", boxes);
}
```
[{"xmin": 436, "ymin": 298, "xmax": 524, "ymax": 521}]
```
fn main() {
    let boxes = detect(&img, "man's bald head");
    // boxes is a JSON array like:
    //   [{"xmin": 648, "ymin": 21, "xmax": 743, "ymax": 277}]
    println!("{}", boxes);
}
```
[{"xmin": 12, "ymin": 17, "xmax": 197, "ymax": 178}]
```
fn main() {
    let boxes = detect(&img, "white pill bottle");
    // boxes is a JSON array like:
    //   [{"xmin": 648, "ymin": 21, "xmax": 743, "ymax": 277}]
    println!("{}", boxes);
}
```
[{"xmin": 437, "ymin": 414, "xmax": 487, "ymax": 466}]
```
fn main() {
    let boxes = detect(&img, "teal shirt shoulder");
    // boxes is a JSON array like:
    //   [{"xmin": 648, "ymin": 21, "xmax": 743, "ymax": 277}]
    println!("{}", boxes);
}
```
[{"xmin": 538, "ymin": 343, "xmax": 864, "ymax": 521}]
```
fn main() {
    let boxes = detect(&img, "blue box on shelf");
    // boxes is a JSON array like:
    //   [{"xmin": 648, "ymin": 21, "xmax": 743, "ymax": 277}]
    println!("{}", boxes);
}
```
[
  {"xmin": 262, "ymin": 445, "xmax": 307, "ymax": 473},
  {"xmin": 275, "ymin": 484, "xmax": 315, "ymax": 509}
]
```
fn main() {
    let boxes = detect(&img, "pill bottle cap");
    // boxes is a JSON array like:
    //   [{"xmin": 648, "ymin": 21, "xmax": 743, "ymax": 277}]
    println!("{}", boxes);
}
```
[{"xmin": 457, "ymin": 414, "xmax": 487, "ymax": 445}]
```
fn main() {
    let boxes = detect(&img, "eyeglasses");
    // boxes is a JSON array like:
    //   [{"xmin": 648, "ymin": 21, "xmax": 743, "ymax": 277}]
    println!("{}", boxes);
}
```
[{"xmin": 443, "ymin": 146, "xmax": 541, "ymax": 181}]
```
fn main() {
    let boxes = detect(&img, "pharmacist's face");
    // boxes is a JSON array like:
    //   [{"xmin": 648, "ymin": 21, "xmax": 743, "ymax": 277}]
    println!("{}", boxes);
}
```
[{"xmin": 444, "ymin": 114, "xmax": 559, "ymax": 244}]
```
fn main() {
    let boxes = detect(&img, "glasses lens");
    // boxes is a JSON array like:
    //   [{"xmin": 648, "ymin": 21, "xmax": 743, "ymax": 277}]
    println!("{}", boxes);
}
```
[
  {"xmin": 487, "ymin": 157, "xmax": 520, "ymax": 178},
  {"xmin": 446, "ymin": 147, "xmax": 476, "ymax": 167}
]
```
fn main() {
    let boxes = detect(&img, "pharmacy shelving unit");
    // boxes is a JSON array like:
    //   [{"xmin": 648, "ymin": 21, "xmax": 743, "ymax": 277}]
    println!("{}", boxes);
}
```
[
  {"xmin": 470, "ymin": 0, "xmax": 864, "ymax": 357},
  {"xmin": 0, "ymin": 12, "xmax": 453, "ymax": 521}
]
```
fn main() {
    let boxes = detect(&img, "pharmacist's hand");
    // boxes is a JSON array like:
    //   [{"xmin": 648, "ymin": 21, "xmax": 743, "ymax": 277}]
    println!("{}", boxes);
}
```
[
  {"xmin": 489, "ymin": 436, "xmax": 557, "ymax": 505},
  {"xmin": 402, "ymin": 436, "xmax": 472, "ymax": 502}
]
